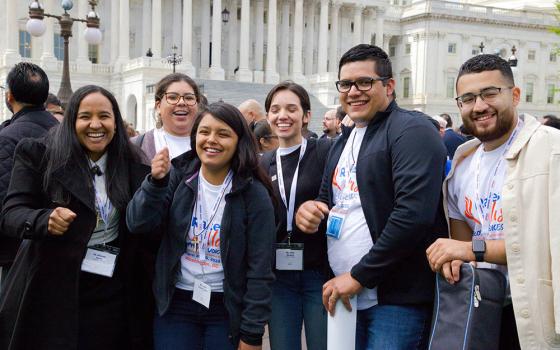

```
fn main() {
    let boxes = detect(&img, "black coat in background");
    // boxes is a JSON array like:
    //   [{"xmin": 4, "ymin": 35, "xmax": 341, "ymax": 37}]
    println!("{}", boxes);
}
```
[{"xmin": 0, "ymin": 138, "xmax": 154, "ymax": 350}]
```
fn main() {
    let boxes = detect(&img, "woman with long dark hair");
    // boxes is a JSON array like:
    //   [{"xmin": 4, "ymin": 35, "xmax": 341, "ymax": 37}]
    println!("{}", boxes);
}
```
[
  {"xmin": 261, "ymin": 81, "xmax": 332, "ymax": 350},
  {"xmin": 0, "ymin": 85, "xmax": 153, "ymax": 350},
  {"xmin": 127, "ymin": 102, "xmax": 275, "ymax": 350}
]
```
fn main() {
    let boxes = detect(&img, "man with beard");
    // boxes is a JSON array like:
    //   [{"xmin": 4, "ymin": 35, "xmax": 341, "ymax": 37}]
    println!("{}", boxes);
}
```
[
  {"xmin": 426, "ymin": 54, "xmax": 560, "ymax": 349},
  {"xmin": 0, "ymin": 62, "xmax": 58, "ymax": 286},
  {"xmin": 320, "ymin": 109, "xmax": 341, "ymax": 139},
  {"xmin": 238, "ymin": 99, "xmax": 266, "ymax": 131}
]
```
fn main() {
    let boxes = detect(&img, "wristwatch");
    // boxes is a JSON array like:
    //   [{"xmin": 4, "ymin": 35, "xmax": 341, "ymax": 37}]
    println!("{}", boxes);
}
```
[{"xmin": 472, "ymin": 239, "xmax": 486, "ymax": 262}]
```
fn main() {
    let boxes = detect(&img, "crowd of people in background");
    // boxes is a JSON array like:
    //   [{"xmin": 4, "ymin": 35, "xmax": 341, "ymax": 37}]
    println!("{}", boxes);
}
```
[{"xmin": 0, "ymin": 44, "xmax": 558, "ymax": 350}]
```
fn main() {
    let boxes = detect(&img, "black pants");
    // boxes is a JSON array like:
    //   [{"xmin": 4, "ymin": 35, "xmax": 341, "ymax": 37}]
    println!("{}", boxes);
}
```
[{"xmin": 499, "ymin": 304, "xmax": 521, "ymax": 350}]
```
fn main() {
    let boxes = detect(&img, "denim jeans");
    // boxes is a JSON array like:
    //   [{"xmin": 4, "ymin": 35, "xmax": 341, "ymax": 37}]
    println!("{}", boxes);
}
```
[
  {"xmin": 153, "ymin": 288, "xmax": 234, "ymax": 350},
  {"xmin": 356, "ymin": 304, "xmax": 432, "ymax": 350},
  {"xmin": 268, "ymin": 269, "xmax": 328, "ymax": 350}
]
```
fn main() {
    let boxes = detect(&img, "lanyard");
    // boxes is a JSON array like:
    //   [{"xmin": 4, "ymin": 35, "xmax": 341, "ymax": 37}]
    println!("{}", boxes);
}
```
[
  {"xmin": 93, "ymin": 176, "xmax": 113, "ymax": 235},
  {"xmin": 334, "ymin": 129, "xmax": 360, "ymax": 205},
  {"xmin": 473, "ymin": 118, "xmax": 522, "ymax": 236},
  {"xmin": 276, "ymin": 138, "xmax": 307, "ymax": 237}
]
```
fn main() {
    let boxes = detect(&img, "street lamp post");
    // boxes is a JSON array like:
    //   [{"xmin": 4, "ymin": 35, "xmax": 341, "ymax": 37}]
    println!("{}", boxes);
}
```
[
  {"xmin": 26, "ymin": 0, "xmax": 102, "ymax": 106},
  {"xmin": 163, "ymin": 45, "xmax": 183, "ymax": 73}
]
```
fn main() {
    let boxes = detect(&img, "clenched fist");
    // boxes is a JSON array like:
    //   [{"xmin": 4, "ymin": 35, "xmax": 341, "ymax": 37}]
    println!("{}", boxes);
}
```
[
  {"xmin": 48, "ymin": 207, "xmax": 77, "ymax": 235},
  {"xmin": 151, "ymin": 147, "xmax": 171, "ymax": 180},
  {"xmin": 295, "ymin": 200, "xmax": 330, "ymax": 234}
]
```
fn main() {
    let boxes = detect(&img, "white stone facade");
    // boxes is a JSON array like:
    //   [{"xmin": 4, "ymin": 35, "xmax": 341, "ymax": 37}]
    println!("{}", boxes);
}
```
[{"xmin": 0, "ymin": 0, "xmax": 558, "ymax": 130}]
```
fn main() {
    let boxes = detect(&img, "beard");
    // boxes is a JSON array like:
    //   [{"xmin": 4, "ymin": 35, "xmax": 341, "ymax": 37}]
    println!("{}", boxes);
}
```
[
  {"xmin": 5, "ymin": 95, "xmax": 13, "ymax": 113},
  {"xmin": 462, "ymin": 107, "xmax": 515, "ymax": 143}
]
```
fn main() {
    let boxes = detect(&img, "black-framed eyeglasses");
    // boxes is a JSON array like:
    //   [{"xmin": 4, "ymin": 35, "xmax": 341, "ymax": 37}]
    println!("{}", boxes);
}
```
[
  {"xmin": 335, "ymin": 77, "xmax": 389, "ymax": 93},
  {"xmin": 164, "ymin": 92, "xmax": 197, "ymax": 106},
  {"xmin": 455, "ymin": 86, "xmax": 513, "ymax": 108}
]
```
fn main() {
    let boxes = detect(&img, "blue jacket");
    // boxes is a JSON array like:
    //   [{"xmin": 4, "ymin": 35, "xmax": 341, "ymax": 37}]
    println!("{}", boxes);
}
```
[
  {"xmin": 126, "ymin": 151, "xmax": 275, "ymax": 346},
  {"xmin": 317, "ymin": 100, "xmax": 448, "ymax": 306}
]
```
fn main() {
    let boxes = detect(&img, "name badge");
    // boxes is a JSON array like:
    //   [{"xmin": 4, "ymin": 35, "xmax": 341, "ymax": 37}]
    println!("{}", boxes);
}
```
[
  {"xmin": 275, "ymin": 243, "xmax": 304, "ymax": 271},
  {"xmin": 326, "ymin": 207, "xmax": 348, "ymax": 240},
  {"xmin": 193, "ymin": 278, "xmax": 212, "ymax": 308},
  {"xmin": 81, "ymin": 244, "xmax": 120, "ymax": 277}
]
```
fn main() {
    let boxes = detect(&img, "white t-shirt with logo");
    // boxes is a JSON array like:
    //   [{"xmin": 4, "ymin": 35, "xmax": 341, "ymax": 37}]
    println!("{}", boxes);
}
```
[
  {"xmin": 328, "ymin": 126, "xmax": 378, "ymax": 310},
  {"xmin": 175, "ymin": 172, "xmax": 232, "ymax": 292},
  {"xmin": 154, "ymin": 127, "xmax": 191, "ymax": 159}
]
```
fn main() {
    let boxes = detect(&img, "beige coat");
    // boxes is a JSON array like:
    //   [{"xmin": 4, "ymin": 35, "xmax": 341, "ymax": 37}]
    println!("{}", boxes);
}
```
[{"xmin": 444, "ymin": 114, "xmax": 560, "ymax": 349}]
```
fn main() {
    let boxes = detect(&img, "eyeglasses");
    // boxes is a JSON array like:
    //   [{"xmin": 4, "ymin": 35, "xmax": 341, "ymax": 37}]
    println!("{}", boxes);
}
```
[
  {"xmin": 163, "ymin": 92, "xmax": 197, "ymax": 106},
  {"xmin": 455, "ymin": 86, "xmax": 513, "ymax": 109},
  {"xmin": 335, "ymin": 77, "xmax": 389, "ymax": 93}
]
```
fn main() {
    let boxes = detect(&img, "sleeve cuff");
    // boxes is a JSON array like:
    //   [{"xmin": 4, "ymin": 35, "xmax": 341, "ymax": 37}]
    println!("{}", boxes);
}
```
[
  {"xmin": 148, "ymin": 173, "xmax": 169, "ymax": 187},
  {"xmin": 239, "ymin": 331, "xmax": 262, "ymax": 346}
]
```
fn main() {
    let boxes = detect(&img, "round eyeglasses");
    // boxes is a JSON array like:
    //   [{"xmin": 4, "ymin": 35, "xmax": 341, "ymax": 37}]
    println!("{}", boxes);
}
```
[{"xmin": 163, "ymin": 92, "xmax": 197, "ymax": 106}]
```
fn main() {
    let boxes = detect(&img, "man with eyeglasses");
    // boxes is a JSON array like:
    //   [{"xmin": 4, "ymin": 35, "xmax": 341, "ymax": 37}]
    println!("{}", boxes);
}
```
[
  {"xmin": 426, "ymin": 54, "xmax": 560, "ymax": 349},
  {"xmin": 296, "ymin": 44, "xmax": 447, "ymax": 349},
  {"xmin": 320, "ymin": 109, "xmax": 341, "ymax": 139}
]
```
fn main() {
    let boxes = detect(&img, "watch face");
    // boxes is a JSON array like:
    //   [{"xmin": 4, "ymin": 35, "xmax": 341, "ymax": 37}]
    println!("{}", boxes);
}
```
[{"xmin": 472, "ymin": 239, "xmax": 485, "ymax": 252}]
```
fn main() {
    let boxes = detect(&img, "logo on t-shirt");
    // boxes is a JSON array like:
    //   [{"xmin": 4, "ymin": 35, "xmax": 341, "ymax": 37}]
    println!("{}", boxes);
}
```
[{"xmin": 463, "ymin": 194, "xmax": 504, "ymax": 239}]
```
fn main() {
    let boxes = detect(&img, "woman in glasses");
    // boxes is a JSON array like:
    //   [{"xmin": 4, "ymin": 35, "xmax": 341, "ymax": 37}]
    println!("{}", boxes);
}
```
[
  {"xmin": 127, "ymin": 102, "xmax": 275, "ymax": 349},
  {"xmin": 260, "ymin": 81, "xmax": 332, "ymax": 350},
  {"xmin": 133, "ymin": 73, "xmax": 201, "ymax": 162}
]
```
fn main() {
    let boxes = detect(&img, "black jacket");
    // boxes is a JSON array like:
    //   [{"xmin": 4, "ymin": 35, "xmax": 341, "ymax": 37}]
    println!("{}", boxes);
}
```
[
  {"xmin": 0, "ymin": 138, "xmax": 154, "ymax": 350},
  {"xmin": 126, "ymin": 151, "xmax": 276, "ymax": 346},
  {"xmin": 317, "ymin": 100, "xmax": 448, "ymax": 306},
  {"xmin": 0, "ymin": 106, "xmax": 58, "ymax": 265},
  {"xmin": 443, "ymin": 128, "xmax": 467, "ymax": 160},
  {"xmin": 260, "ymin": 138, "xmax": 332, "ymax": 272}
]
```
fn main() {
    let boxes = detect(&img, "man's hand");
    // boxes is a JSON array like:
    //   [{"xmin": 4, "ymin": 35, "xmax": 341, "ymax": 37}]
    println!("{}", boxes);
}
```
[
  {"xmin": 426, "ymin": 238, "xmax": 473, "ymax": 272},
  {"xmin": 151, "ymin": 147, "xmax": 171, "ymax": 180},
  {"xmin": 238, "ymin": 340, "xmax": 261, "ymax": 350},
  {"xmin": 295, "ymin": 200, "xmax": 329, "ymax": 233},
  {"xmin": 441, "ymin": 260, "xmax": 465, "ymax": 284},
  {"xmin": 48, "ymin": 207, "xmax": 77, "ymax": 235},
  {"xmin": 322, "ymin": 272, "xmax": 363, "ymax": 316}
]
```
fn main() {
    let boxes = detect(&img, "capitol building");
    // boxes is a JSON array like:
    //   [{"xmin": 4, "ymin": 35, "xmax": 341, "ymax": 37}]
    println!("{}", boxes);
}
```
[{"xmin": 0, "ymin": 0, "xmax": 557, "ymax": 131}]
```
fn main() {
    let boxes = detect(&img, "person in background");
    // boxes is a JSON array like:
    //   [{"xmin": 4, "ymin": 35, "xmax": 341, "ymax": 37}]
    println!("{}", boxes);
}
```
[
  {"xmin": 133, "ymin": 73, "xmax": 201, "ymax": 162},
  {"xmin": 320, "ymin": 109, "xmax": 341, "ymax": 139},
  {"xmin": 127, "ymin": 102, "xmax": 276, "ymax": 350},
  {"xmin": 44, "ymin": 93, "xmax": 64, "ymax": 122},
  {"xmin": 542, "ymin": 114, "xmax": 560, "ymax": 129},
  {"xmin": 253, "ymin": 119, "xmax": 279, "ymax": 155},
  {"xmin": 441, "ymin": 113, "xmax": 467, "ymax": 159},
  {"xmin": 0, "ymin": 62, "xmax": 58, "ymax": 287},
  {"xmin": 261, "ymin": 81, "xmax": 332, "ymax": 350},
  {"xmin": 238, "ymin": 99, "xmax": 266, "ymax": 131},
  {"xmin": 301, "ymin": 116, "xmax": 318, "ymax": 140},
  {"xmin": 0, "ymin": 85, "xmax": 153, "ymax": 350},
  {"xmin": 124, "ymin": 121, "xmax": 138, "ymax": 138},
  {"xmin": 432, "ymin": 115, "xmax": 447, "ymax": 137}
]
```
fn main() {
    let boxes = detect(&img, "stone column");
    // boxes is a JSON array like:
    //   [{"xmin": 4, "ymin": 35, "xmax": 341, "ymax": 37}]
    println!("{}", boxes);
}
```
[
  {"xmin": 151, "ymin": 0, "xmax": 162, "ymax": 58},
  {"xmin": 227, "ymin": 0, "xmax": 238, "ymax": 79},
  {"xmin": 41, "ymin": 0, "xmax": 56, "ymax": 61},
  {"xmin": 362, "ymin": 8, "xmax": 373, "ymax": 46},
  {"xmin": 291, "ymin": 0, "xmax": 305, "ymax": 82},
  {"xmin": 118, "ymin": 0, "xmax": 130, "ymax": 61},
  {"xmin": 375, "ymin": 7, "xmax": 385, "ymax": 47},
  {"xmin": 353, "ymin": 4, "xmax": 364, "ymax": 45},
  {"xmin": 265, "ymin": 0, "xmax": 280, "ymax": 83},
  {"xmin": 200, "ymin": 0, "xmax": 211, "ymax": 77},
  {"xmin": 304, "ymin": 1, "xmax": 315, "ymax": 76},
  {"xmin": 142, "ymin": 0, "xmax": 152, "ymax": 56},
  {"xmin": 182, "ymin": 0, "xmax": 196, "ymax": 76},
  {"xmin": 110, "ymin": 0, "xmax": 119, "ymax": 61},
  {"xmin": 317, "ymin": 0, "xmax": 329, "ymax": 75},
  {"xmin": 76, "ymin": 0, "xmax": 91, "ymax": 64},
  {"xmin": 4, "ymin": 0, "xmax": 20, "ymax": 61},
  {"xmin": 253, "ymin": 0, "xmax": 265, "ymax": 82},
  {"xmin": 328, "ymin": 1, "xmax": 341, "ymax": 73},
  {"xmin": 237, "ymin": 0, "xmax": 253, "ymax": 82},
  {"xmin": 172, "ymin": 0, "xmax": 182, "ymax": 49},
  {"xmin": 208, "ymin": 0, "xmax": 225, "ymax": 80},
  {"xmin": 279, "ymin": 0, "xmax": 290, "ymax": 78}
]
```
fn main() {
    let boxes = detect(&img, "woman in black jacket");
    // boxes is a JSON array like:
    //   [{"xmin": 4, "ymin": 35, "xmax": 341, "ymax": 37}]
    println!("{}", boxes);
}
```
[
  {"xmin": 0, "ymin": 85, "xmax": 153, "ymax": 350},
  {"xmin": 126, "ymin": 102, "xmax": 275, "ymax": 350},
  {"xmin": 261, "ymin": 81, "xmax": 332, "ymax": 350}
]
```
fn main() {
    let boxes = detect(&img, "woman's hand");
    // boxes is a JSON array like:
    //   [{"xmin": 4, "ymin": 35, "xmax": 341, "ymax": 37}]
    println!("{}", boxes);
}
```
[
  {"xmin": 238, "ymin": 340, "xmax": 261, "ymax": 350},
  {"xmin": 48, "ymin": 207, "xmax": 77, "ymax": 235},
  {"xmin": 151, "ymin": 147, "xmax": 171, "ymax": 180}
]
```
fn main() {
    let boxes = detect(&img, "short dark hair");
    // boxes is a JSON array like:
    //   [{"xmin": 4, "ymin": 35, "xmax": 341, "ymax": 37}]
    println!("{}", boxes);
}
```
[
  {"xmin": 338, "ymin": 44, "xmax": 393, "ymax": 80},
  {"xmin": 543, "ymin": 114, "xmax": 560, "ymax": 130},
  {"xmin": 154, "ymin": 73, "xmax": 200, "ymax": 104},
  {"xmin": 45, "ymin": 93, "xmax": 62, "ymax": 108},
  {"xmin": 440, "ymin": 113, "xmax": 452, "ymax": 128},
  {"xmin": 253, "ymin": 119, "xmax": 273, "ymax": 140},
  {"xmin": 335, "ymin": 106, "xmax": 346, "ymax": 122},
  {"xmin": 6, "ymin": 62, "xmax": 49, "ymax": 106},
  {"xmin": 457, "ymin": 54, "xmax": 514, "ymax": 89},
  {"xmin": 264, "ymin": 81, "xmax": 311, "ymax": 115}
]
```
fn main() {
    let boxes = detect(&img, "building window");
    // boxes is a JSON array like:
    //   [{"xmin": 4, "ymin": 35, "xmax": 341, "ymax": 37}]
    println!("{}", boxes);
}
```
[
  {"xmin": 547, "ymin": 84, "xmax": 556, "ymax": 104},
  {"xmin": 54, "ymin": 33, "xmax": 64, "ymax": 60},
  {"xmin": 528, "ymin": 50, "xmax": 536, "ymax": 61},
  {"xmin": 403, "ymin": 77, "xmax": 410, "ymax": 98},
  {"xmin": 19, "ymin": 31, "xmax": 32, "ymax": 58},
  {"xmin": 446, "ymin": 76, "xmax": 455, "ymax": 98},
  {"xmin": 405, "ymin": 43, "xmax": 411, "ymax": 54},
  {"xmin": 448, "ymin": 43, "xmax": 457, "ymax": 54},
  {"xmin": 525, "ymin": 82, "xmax": 534, "ymax": 103},
  {"xmin": 550, "ymin": 52, "xmax": 557, "ymax": 62},
  {"xmin": 88, "ymin": 44, "xmax": 99, "ymax": 64},
  {"xmin": 472, "ymin": 45, "xmax": 480, "ymax": 55},
  {"xmin": 389, "ymin": 45, "xmax": 396, "ymax": 57}
]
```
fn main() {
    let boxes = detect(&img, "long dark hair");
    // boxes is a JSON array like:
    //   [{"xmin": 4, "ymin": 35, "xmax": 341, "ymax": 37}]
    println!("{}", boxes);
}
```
[
  {"xmin": 190, "ymin": 102, "xmax": 273, "ymax": 196},
  {"xmin": 43, "ymin": 85, "xmax": 141, "ymax": 210}
]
